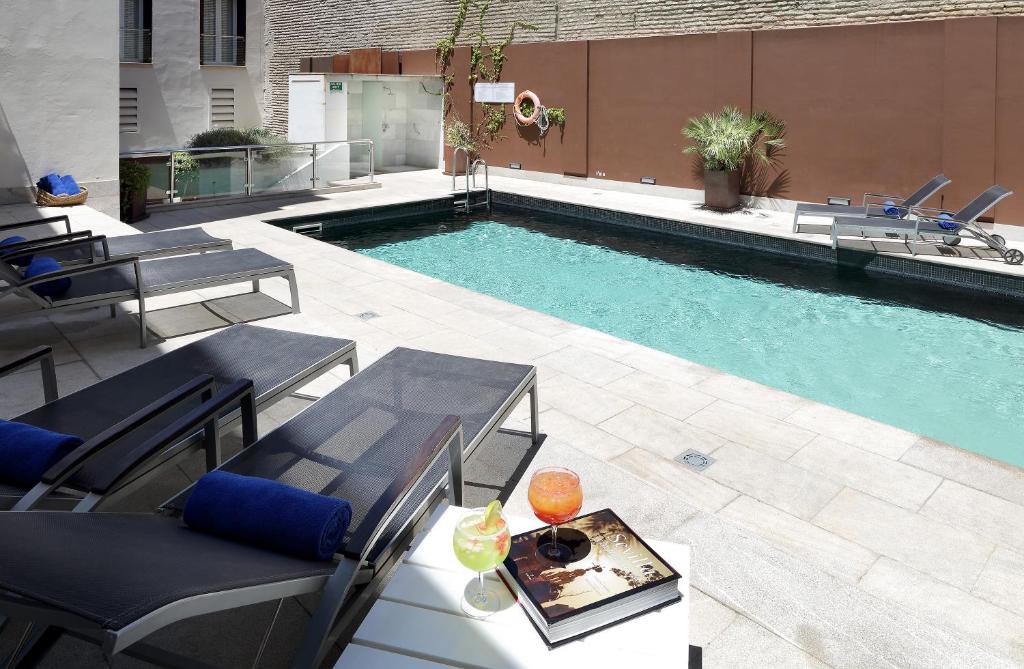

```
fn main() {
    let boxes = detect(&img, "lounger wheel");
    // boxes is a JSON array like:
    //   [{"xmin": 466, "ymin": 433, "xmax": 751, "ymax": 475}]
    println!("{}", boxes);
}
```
[
  {"xmin": 942, "ymin": 235, "xmax": 961, "ymax": 246},
  {"xmin": 1002, "ymin": 248, "xmax": 1023, "ymax": 265},
  {"xmin": 991, "ymin": 234, "xmax": 1007, "ymax": 248}
]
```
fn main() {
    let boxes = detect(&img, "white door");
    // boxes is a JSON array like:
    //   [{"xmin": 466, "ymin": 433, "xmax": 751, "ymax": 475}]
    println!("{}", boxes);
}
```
[{"xmin": 288, "ymin": 76, "xmax": 326, "ymax": 143}]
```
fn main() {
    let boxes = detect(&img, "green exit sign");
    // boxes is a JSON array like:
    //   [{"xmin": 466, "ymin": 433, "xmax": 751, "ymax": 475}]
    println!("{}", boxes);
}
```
[{"xmin": 329, "ymin": 81, "xmax": 344, "ymax": 92}]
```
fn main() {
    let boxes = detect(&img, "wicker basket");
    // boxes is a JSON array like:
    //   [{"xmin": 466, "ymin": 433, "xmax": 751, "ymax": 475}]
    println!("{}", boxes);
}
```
[{"xmin": 36, "ymin": 186, "xmax": 89, "ymax": 207}]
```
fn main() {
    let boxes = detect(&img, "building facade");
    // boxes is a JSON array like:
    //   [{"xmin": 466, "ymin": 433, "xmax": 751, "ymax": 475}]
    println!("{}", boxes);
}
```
[
  {"xmin": 261, "ymin": 0, "xmax": 1024, "ymax": 134},
  {"xmin": 119, "ymin": 0, "xmax": 266, "ymax": 151}
]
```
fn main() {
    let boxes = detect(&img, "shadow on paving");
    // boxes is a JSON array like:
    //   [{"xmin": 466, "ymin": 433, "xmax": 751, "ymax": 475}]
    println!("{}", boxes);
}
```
[{"xmin": 0, "ymin": 399, "xmax": 544, "ymax": 668}]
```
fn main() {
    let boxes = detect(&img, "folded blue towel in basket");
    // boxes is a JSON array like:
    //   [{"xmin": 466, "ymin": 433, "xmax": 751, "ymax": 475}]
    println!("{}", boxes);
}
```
[
  {"xmin": 184, "ymin": 470, "xmax": 352, "ymax": 561},
  {"xmin": 36, "ymin": 173, "xmax": 65, "ymax": 196},
  {"xmin": 60, "ymin": 175, "xmax": 81, "ymax": 196},
  {"xmin": 0, "ymin": 419, "xmax": 84, "ymax": 488}
]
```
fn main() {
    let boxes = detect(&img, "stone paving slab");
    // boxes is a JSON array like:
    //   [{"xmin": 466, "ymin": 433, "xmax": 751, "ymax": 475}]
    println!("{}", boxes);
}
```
[{"xmin": 4, "ymin": 178, "xmax": 1024, "ymax": 667}]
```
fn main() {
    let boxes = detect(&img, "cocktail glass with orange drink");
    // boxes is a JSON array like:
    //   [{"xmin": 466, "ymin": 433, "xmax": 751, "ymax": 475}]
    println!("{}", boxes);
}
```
[
  {"xmin": 527, "ymin": 466, "xmax": 583, "ymax": 562},
  {"xmin": 453, "ymin": 500, "xmax": 512, "ymax": 618}
]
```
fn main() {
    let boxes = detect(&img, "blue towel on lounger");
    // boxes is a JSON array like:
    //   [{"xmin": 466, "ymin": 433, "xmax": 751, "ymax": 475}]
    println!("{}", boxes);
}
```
[
  {"xmin": 23, "ymin": 256, "xmax": 71, "ymax": 299},
  {"xmin": 0, "ymin": 235, "xmax": 33, "ymax": 266},
  {"xmin": 936, "ymin": 212, "xmax": 959, "ymax": 231},
  {"xmin": 36, "ymin": 173, "xmax": 65, "ymax": 196},
  {"xmin": 0, "ymin": 419, "xmax": 84, "ymax": 488},
  {"xmin": 183, "ymin": 471, "xmax": 352, "ymax": 561},
  {"xmin": 60, "ymin": 175, "xmax": 81, "ymax": 196},
  {"xmin": 883, "ymin": 200, "xmax": 907, "ymax": 218}
]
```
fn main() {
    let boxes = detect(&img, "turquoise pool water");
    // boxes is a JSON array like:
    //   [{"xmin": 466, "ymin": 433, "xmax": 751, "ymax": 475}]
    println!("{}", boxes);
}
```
[{"xmin": 325, "ymin": 211, "xmax": 1024, "ymax": 467}]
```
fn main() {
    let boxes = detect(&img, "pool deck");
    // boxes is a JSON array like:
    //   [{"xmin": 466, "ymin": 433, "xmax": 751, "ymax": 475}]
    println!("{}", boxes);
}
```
[{"xmin": 2, "ymin": 171, "xmax": 1024, "ymax": 668}]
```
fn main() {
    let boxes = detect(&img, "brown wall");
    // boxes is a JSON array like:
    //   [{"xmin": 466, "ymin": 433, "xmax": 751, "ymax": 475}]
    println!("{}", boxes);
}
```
[{"xmin": 403, "ymin": 16, "xmax": 1024, "ymax": 224}]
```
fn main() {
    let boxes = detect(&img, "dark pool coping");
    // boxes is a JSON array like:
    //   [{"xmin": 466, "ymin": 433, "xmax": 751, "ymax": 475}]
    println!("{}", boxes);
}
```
[{"xmin": 270, "ymin": 190, "xmax": 1024, "ymax": 300}]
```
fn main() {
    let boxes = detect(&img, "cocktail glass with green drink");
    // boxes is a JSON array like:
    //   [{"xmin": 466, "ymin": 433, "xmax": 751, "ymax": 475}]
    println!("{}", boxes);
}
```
[{"xmin": 453, "ymin": 500, "xmax": 511, "ymax": 618}]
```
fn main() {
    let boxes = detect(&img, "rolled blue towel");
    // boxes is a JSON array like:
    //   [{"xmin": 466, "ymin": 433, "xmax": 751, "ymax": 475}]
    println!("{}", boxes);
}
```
[
  {"xmin": 936, "ymin": 212, "xmax": 959, "ymax": 231},
  {"xmin": 0, "ymin": 235, "xmax": 33, "ymax": 266},
  {"xmin": 60, "ymin": 175, "xmax": 81, "ymax": 196},
  {"xmin": 23, "ymin": 256, "xmax": 71, "ymax": 299},
  {"xmin": 183, "ymin": 471, "xmax": 352, "ymax": 561},
  {"xmin": 36, "ymin": 173, "xmax": 65, "ymax": 196},
  {"xmin": 883, "ymin": 200, "xmax": 907, "ymax": 218},
  {"xmin": 0, "ymin": 419, "xmax": 83, "ymax": 488}
]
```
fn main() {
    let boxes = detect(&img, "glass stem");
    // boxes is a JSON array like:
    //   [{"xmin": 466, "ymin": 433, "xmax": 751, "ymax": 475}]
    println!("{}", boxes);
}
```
[
  {"xmin": 550, "ymin": 523, "xmax": 558, "ymax": 547},
  {"xmin": 477, "ymin": 571, "xmax": 484, "ymax": 600}
]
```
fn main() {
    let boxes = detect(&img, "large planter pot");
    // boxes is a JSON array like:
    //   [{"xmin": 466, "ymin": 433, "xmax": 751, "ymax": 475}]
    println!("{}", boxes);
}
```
[
  {"xmin": 443, "ymin": 145, "xmax": 472, "ymax": 176},
  {"xmin": 703, "ymin": 169, "xmax": 741, "ymax": 210},
  {"xmin": 121, "ymin": 193, "xmax": 148, "ymax": 223}
]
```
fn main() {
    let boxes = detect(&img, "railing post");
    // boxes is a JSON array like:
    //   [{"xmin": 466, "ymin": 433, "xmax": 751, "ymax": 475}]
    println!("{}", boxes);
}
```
[
  {"xmin": 245, "ymin": 147, "xmax": 253, "ymax": 197},
  {"xmin": 311, "ymin": 143, "xmax": 318, "ymax": 189},
  {"xmin": 367, "ymin": 141, "xmax": 374, "ymax": 183},
  {"xmin": 167, "ymin": 152, "xmax": 176, "ymax": 204}
]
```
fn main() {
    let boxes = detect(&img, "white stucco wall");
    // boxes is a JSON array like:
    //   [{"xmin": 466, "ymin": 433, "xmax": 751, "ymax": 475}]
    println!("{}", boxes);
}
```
[
  {"xmin": 0, "ymin": 0, "xmax": 120, "ymax": 216},
  {"xmin": 119, "ymin": 0, "xmax": 265, "ymax": 151}
]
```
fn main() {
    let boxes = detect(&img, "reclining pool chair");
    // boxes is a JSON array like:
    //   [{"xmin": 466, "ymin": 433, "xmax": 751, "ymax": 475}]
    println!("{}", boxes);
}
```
[
  {"xmin": 792, "ymin": 174, "xmax": 951, "ymax": 233},
  {"xmin": 0, "ymin": 234, "xmax": 300, "ymax": 347},
  {"xmin": 0, "ymin": 324, "xmax": 357, "ymax": 511},
  {"xmin": 0, "ymin": 214, "xmax": 231, "ymax": 262},
  {"xmin": 0, "ymin": 347, "xmax": 541, "ymax": 668},
  {"xmin": 831, "ymin": 185, "xmax": 1017, "ymax": 262}
]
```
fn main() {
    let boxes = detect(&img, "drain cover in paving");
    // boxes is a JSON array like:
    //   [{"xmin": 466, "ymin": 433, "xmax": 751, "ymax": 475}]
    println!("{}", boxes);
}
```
[{"xmin": 674, "ymin": 449, "xmax": 715, "ymax": 472}]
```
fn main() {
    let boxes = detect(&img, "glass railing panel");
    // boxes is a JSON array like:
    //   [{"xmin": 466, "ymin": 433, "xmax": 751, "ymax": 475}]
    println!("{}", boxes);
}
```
[
  {"xmin": 250, "ymin": 144, "xmax": 315, "ymax": 195},
  {"xmin": 315, "ymin": 141, "xmax": 373, "ymax": 186},
  {"xmin": 173, "ymin": 149, "xmax": 247, "ymax": 201}
]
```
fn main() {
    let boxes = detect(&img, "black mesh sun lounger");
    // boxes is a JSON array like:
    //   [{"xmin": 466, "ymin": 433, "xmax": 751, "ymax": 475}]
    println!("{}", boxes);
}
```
[
  {"xmin": 0, "ymin": 242, "xmax": 300, "ymax": 347},
  {"xmin": 0, "ymin": 348, "xmax": 539, "ymax": 668},
  {"xmin": 0, "ymin": 214, "xmax": 231, "ymax": 262},
  {"xmin": 792, "ymin": 174, "xmax": 951, "ymax": 233},
  {"xmin": 0, "ymin": 324, "xmax": 357, "ymax": 512}
]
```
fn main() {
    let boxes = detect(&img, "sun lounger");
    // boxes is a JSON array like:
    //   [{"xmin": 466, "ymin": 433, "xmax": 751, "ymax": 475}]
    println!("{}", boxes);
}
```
[
  {"xmin": 792, "ymin": 174, "xmax": 951, "ymax": 233},
  {"xmin": 0, "ymin": 214, "xmax": 231, "ymax": 262},
  {"xmin": 0, "ymin": 324, "xmax": 357, "ymax": 511},
  {"xmin": 831, "ymin": 185, "xmax": 1018, "ymax": 262},
  {"xmin": 0, "ymin": 238, "xmax": 300, "ymax": 347},
  {"xmin": 0, "ymin": 347, "xmax": 540, "ymax": 668}
]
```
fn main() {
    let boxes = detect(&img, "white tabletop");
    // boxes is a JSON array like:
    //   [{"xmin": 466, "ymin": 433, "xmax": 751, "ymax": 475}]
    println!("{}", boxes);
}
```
[{"xmin": 335, "ymin": 504, "xmax": 691, "ymax": 669}]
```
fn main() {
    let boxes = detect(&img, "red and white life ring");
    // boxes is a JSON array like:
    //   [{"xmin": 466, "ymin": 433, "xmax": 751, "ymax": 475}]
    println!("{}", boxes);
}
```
[{"xmin": 513, "ymin": 90, "xmax": 541, "ymax": 126}]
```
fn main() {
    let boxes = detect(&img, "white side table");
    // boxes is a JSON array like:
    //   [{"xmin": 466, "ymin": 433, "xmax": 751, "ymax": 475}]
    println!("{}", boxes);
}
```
[{"xmin": 336, "ymin": 504, "xmax": 691, "ymax": 668}]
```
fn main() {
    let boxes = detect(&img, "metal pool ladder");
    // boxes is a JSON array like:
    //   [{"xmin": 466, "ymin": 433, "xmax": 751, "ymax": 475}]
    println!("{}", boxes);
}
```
[{"xmin": 452, "ymin": 147, "xmax": 491, "ymax": 214}]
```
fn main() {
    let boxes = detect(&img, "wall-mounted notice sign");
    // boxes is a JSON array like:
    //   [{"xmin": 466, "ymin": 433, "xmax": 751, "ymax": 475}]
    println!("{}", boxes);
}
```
[
  {"xmin": 329, "ymin": 81, "xmax": 344, "ymax": 92},
  {"xmin": 474, "ymin": 82, "xmax": 515, "ymax": 103}
]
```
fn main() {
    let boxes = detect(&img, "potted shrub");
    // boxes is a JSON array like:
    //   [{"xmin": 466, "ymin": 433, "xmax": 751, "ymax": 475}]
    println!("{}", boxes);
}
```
[
  {"xmin": 683, "ymin": 106, "xmax": 785, "ymax": 210},
  {"xmin": 444, "ymin": 117, "xmax": 476, "ymax": 176},
  {"xmin": 119, "ymin": 159, "xmax": 151, "ymax": 223}
]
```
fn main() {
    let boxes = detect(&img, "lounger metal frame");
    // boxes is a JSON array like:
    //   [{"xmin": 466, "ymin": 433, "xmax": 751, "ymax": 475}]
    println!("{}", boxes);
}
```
[
  {"xmin": 0, "ymin": 235, "xmax": 300, "ymax": 348},
  {"xmin": 0, "ymin": 413, "xmax": 467, "ymax": 669},
  {"xmin": 831, "ymin": 186, "xmax": 1016, "ymax": 261},
  {"xmin": 0, "ymin": 215, "xmax": 232, "ymax": 259},
  {"xmin": 792, "ymin": 174, "xmax": 951, "ymax": 233}
]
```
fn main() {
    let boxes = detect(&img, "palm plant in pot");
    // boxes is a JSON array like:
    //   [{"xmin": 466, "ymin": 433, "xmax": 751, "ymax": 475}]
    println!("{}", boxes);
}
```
[
  {"xmin": 119, "ymin": 159, "xmax": 151, "ymax": 223},
  {"xmin": 683, "ymin": 106, "xmax": 785, "ymax": 210}
]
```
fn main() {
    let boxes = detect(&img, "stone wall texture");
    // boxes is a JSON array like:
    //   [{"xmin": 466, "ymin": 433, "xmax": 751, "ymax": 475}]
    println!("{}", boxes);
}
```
[{"xmin": 263, "ymin": 1, "xmax": 1024, "ymax": 133}]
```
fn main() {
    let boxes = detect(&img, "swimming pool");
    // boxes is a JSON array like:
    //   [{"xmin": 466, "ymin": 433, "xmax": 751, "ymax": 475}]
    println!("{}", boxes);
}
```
[{"xmin": 311, "ymin": 209, "xmax": 1024, "ymax": 467}]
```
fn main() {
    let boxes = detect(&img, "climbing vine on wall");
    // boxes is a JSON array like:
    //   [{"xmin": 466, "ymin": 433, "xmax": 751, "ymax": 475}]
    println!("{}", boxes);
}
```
[{"xmin": 436, "ymin": 0, "xmax": 537, "ymax": 150}]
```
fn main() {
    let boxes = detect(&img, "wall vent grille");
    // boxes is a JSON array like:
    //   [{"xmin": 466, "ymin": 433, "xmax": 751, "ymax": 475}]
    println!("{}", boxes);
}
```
[
  {"xmin": 210, "ymin": 88, "xmax": 236, "ymax": 128},
  {"xmin": 119, "ymin": 88, "xmax": 140, "ymax": 133}
]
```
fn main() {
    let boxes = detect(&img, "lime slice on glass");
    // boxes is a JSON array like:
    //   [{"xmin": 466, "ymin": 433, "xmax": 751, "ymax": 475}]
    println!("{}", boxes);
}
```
[{"xmin": 483, "ymin": 499, "xmax": 503, "ymax": 531}]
